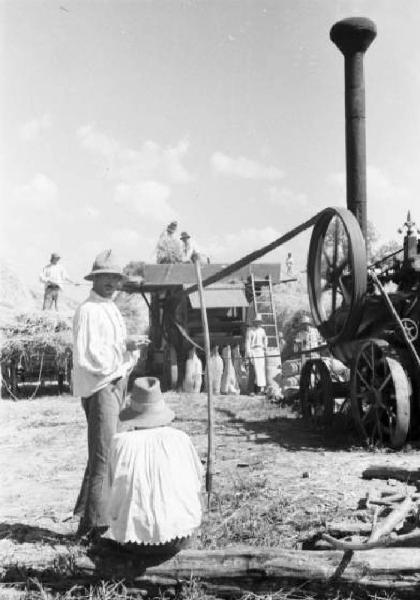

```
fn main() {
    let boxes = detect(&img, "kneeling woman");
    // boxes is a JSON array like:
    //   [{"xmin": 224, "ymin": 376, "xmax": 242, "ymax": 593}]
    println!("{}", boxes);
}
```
[{"xmin": 105, "ymin": 377, "xmax": 203, "ymax": 550}]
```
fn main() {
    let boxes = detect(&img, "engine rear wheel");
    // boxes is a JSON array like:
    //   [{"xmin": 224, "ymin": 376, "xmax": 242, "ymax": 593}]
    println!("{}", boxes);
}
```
[{"xmin": 350, "ymin": 339, "xmax": 411, "ymax": 449}]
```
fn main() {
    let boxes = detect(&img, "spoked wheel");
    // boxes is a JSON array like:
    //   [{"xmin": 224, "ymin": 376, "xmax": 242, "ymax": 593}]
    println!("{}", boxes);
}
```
[
  {"xmin": 307, "ymin": 207, "xmax": 367, "ymax": 344},
  {"xmin": 350, "ymin": 340, "xmax": 411, "ymax": 449},
  {"xmin": 300, "ymin": 359, "xmax": 334, "ymax": 426}
]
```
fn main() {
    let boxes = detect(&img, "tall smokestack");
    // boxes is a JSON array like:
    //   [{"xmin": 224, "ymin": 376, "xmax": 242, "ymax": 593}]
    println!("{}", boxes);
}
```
[{"xmin": 330, "ymin": 17, "xmax": 376, "ymax": 240}]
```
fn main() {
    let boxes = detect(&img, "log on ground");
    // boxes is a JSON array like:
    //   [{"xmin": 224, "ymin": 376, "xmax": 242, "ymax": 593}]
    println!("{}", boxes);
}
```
[
  {"xmin": 362, "ymin": 465, "xmax": 420, "ymax": 483},
  {"xmin": 72, "ymin": 545, "xmax": 420, "ymax": 595}
]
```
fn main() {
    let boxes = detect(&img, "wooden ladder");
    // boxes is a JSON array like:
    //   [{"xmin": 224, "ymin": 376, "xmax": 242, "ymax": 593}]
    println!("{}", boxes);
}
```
[{"xmin": 250, "ymin": 274, "xmax": 279, "ymax": 349}]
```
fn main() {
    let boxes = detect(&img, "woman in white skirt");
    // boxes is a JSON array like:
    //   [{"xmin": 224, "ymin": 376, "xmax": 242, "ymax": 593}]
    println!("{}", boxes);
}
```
[{"xmin": 104, "ymin": 376, "xmax": 203, "ymax": 550}]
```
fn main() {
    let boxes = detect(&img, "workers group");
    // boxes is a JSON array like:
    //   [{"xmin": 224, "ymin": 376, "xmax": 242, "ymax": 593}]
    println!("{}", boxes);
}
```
[
  {"xmin": 47, "ymin": 232, "xmax": 309, "ymax": 550},
  {"xmin": 156, "ymin": 221, "xmax": 202, "ymax": 264}
]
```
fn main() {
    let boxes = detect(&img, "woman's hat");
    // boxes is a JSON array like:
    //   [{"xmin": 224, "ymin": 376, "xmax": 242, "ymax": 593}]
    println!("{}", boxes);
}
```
[
  {"xmin": 84, "ymin": 249, "xmax": 126, "ymax": 281},
  {"xmin": 180, "ymin": 231, "xmax": 191, "ymax": 240},
  {"xmin": 253, "ymin": 314, "xmax": 263, "ymax": 323},
  {"xmin": 118, "ymin": 377, "xmax": 175, "ymax": 431}
]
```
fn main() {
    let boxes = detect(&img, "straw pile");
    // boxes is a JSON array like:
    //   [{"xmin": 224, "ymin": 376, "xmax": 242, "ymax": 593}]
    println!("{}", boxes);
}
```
[{"xmin": 0, "ymin": 310, "xmax": 72, "ymax": 367}]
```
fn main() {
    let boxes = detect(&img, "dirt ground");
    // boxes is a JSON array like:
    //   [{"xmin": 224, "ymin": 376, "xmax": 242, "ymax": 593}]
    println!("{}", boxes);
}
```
[{"xmin": 1, "ymin": 391, "xmax": 420, "ymax": 587}]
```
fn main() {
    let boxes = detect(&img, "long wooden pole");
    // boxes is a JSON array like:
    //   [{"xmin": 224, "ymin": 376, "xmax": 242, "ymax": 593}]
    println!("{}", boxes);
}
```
[{"xmin": 193, "ymin": 254, "xmax": 214, "ymax": 508}]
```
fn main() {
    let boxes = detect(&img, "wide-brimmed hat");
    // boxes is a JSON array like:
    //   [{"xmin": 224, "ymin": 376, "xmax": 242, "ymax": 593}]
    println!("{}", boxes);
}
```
[
  {"xmin": 253, "ymin": 314, "xmax": 263, "ymax": 323},
  {"xmin": 50, "ymin": 252, "xmax": 60, "ymax": 261},
  {"xmin": 118, "ymin": 377, "xmax": 175, "ymax": 431},
  {"xmin": 84, "ymin": 249, "xmax": 126, "ymax": 281},
  {"xmin": 180, "ymin": 231, "xmax": 190, "ymax": 240}
]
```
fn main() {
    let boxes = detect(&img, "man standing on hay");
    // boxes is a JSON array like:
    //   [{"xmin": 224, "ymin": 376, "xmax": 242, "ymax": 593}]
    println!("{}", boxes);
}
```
[
  {"xmin": 40, "ymin": 252, "xmax": 77, "ymax": 311},
  {"xmin": 72, "ymin": 249, "xmax": 148, "ymax": 541}
]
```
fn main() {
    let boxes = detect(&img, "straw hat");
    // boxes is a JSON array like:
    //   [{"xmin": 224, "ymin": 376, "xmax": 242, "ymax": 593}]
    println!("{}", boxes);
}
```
[
  {"xmin": 180, "ymin": 231, "xmax": 191, "ymax": 240},
  {"xmin": 50, "ymin": 252, "xmax": 60, "ymax": 261},
  {"xmin": 253, "ymin": 314, "xmax": 263, "ymax": 324},
  {"xmin": 118, "ymin": 377, "xmax": 175, "ymax": 432},
  {"xmin": 84, "ymin": 249, "xmax": 126, "ymax": 281}
]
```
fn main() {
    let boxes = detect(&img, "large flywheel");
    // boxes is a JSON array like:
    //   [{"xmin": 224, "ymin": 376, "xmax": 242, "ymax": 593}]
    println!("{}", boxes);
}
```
[
  {"xmin": 350, "ymin": 339, "xmax": 411, "ymax": 449},
  {"xmin": 307, "ymin": 207, "xmax": 367, "ymax": 344}
]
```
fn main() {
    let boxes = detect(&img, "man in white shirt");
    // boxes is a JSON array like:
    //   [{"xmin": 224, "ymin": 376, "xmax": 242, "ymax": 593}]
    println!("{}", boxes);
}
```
[
  {"xmin": 72, "ymin": 249, "xmax": 148, "ymax": 541},
  {"xmin": 180, "ymin": 231, "xmax": 200, "ymax": 263},
  {"xmin": 245, "ymin": 314, "xmax": 268, "ymax": 394},
  {"xmin": 39, "ymin": 253, "xmax": 76, "ymax": 311}
]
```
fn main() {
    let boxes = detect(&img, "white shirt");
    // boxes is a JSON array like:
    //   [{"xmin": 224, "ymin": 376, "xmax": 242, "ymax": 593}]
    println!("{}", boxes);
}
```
[
  {"xmin": 72, "ymin": 290, "xmax": 138, "ymax": 398},
  {"xmin": 246, "ymin": 326, "xmax": 268, "ymax": 355},
  {"xmin": 40, "ymin": 263, "xmax": 71, "ymax": 290},
  {"xmin": 105, "ymin": 426, "xmax": 203, "ymax": 545},
  {"xmin": 181, "ymin": 239, "xmax": 200, "ymax": 263}
]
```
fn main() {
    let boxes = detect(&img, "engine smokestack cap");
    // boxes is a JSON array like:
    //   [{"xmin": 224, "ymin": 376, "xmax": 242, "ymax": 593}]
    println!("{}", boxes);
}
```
[{"xmin": 330, "ymin": 17, "xmax": 377, "ymax": 55}]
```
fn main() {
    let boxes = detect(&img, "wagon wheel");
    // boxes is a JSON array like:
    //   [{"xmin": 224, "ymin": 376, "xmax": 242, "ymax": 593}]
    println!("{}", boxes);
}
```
[
  {"xmin": 307, "ymin": 207, "xmax": 367, "ymax": 344},
  {"xmin": 300, "ymin": 358, "xmax": 334, "ymax": 425},
  {"xmin": 350, "ymin": 339, "xmax": 411, "ymax": 449}
]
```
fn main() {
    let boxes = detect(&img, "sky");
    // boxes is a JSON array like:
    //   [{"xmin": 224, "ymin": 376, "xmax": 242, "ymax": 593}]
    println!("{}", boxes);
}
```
[{"xmin": 1, "ymin": 0, "xmax": 420, "ymax": 302}]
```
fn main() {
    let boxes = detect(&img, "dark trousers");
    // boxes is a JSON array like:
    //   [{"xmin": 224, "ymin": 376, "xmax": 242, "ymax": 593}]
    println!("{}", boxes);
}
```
[
  {"xmin": 43, "ymin": 285, "xmax": 60, "ymax": 310},
  {"xmin": 74, "ymin": 377, "xmax": 127, "ymax": 534}
]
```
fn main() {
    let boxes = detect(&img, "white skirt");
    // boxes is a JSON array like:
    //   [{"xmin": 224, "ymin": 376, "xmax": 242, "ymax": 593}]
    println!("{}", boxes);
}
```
[
  {"xmin": 105, "ymin": 426, "xmax": 203, "ymax": 545},
  {"xmin": 250, "ymin": 347, "xmax": 266, "ymax": 387}
]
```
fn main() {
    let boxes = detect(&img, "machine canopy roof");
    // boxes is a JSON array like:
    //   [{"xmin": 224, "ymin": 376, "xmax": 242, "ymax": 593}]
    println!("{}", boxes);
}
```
[
  {"xmin": 188, "ymin": 284, "xmax": 248, "ymax": 309},
  {"xmin": 128, "ymin": 263, "xmax": 281, "ymax": 292}
]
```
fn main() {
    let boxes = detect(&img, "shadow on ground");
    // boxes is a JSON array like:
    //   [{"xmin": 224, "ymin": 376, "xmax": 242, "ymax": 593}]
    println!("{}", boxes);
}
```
[
  {"xmin": 0, "ymin": 522, "xmax": 73, "ymax": 545},
  {"xmin": 216, "ymin": 407, "xmax": 362, "ymax": 452}
]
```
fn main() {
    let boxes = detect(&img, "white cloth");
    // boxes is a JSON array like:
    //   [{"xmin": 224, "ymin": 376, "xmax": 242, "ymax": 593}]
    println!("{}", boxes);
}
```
[
  {"xmin": 39, "ymin": 263, "xmax": 71, "ymax": 290},
  {"xmin": 246, "ymin": 326, "xmax": 267, "ymax": 387},
  {"xmin": 181, "ymin": 239, "xmax": 200, "ymax": 263},
  {"xmin": 105, "ymin": 426, "xmax": 203, "ymax": 545},
  {"xmin": 72, "ymin": 290, "xmax": 138, "ymax": 398}
]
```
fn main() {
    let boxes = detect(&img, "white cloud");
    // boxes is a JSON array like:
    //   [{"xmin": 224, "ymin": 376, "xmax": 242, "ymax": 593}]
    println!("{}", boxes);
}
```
[
  {"xmin": 114, "ymin": 180, "xmax": 176, "ymax": 221},
  {"xmin": 211, "ymin": 151, "xmax": 284, "ymax": 180},
  {"xmin": 326, "ymin": 165, "xmax": 412, "ymax": 242},
  {"xmin": 85, "ymin": 206, "xmax": 100, "ymax": 218},
  {"xmin": 77, "ymin": 125, "xmax": 193, "ymax": 184},
  {"xmin": 204, "ymin": 226, "xmax": 282, "ymax": 263},
  {"xmin": 13, "ymin": 173, "xmax": 58, "ymax": 210},
  {"xmin": 110, "ymin": 228, "xmax": 140, "ymax": 246},
  {"xmin": 19, "ymin": 114, "xmax": 52, "ymax": 141},
  {"xmin": 267, "ymin": 185, "xmax": 308, "ymax": 209}
]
